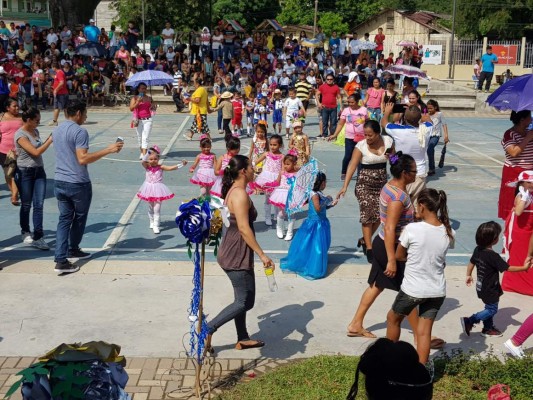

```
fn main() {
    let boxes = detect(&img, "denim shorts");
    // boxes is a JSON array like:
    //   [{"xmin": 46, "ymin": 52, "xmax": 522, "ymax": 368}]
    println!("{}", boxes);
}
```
[
  {"xmin": 392, "ymin": 290, "xmax": 445, "ymax": 320},
  {"xmin": 54, "ymin": 94, "xmax": 69, "ymax": 110}
]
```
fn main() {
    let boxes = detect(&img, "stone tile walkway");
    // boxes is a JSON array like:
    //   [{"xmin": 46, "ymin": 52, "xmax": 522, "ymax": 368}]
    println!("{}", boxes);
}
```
[{"xmin": 0, "ymin": 356, "xmax": 290, "ymax": 399}]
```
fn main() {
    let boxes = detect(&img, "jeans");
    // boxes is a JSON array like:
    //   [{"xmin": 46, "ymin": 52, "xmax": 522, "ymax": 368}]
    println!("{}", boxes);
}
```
[
  {"xmin": 54, "ymin": 181, "xmax": 93, "ymax": 262},
  {"xmin": 1, "ymin": 39, "xmax": 8, "ymax": 52},
  {"xmin": 15, "ymin": 166, "xmax": 47, "ymax": 240},
  {"xmin": 426, "ymin": 135, "xmax": 440, "ymax": 172},
  {"xmin": 201, "ymin": 45, "xmax": 211, "ymax": 61},
  {"xmin": 223, "ymin": 44, "xmax": 234, "ymax": 62},
  {"xmin": 212, "ymin": 47, "xmax": 222, "ymax": 62},
  {"xmin": 478, "ymin": 71, "xmax": 494, "ymax": 91},
  {"xmin": 342, "ymin": 138, "xmax": 357, "ymax": 175},
  {"xmin": 217, "ymin": 109, "xmax": 223, "ymax": 130},
  {"xmin": 321, "ymin": 107, "xmax": 338, "ymax": 137},
  {"xmin": 208, "ymin": 269, "xmax": 255, "ymax": 341},
  {"xmin": 190, "ymin": 45, "xmax": 200, "ymax": 63},
  {"xmin": 469, "ymin": 302, "xmax": 498, "ymax": 330}
]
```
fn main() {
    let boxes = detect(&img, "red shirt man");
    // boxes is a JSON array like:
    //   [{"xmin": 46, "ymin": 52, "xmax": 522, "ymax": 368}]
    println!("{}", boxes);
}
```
[
  {"xmin": 52, "ymin": 66, "xmax": 69, "ymax": 95},
  {"xmin": 316, "ymin": 74, "xmax": 342, "ymax": 137},
  {"xmin": 375, "ymin": 28, "xmax": 385, "ymax": 53}
]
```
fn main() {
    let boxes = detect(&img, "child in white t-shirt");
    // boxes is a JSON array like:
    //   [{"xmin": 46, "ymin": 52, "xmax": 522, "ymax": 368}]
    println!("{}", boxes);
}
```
[{"xmin": 386, "ymin": 188, "xmax": 455, "ymax": 364}]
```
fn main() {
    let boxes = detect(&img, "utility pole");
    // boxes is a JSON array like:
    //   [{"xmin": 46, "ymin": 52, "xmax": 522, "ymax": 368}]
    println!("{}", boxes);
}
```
[
  {"xmin": 313, "ymin": 0, "xmax": 318, "ymax": 37},
  {"xmin": 141, "ymin": 0, "xmax": 145, "ymax": 51},
  {"xmin": 448, "ymin": 0, "xmax": 457, "ymax": 79}
]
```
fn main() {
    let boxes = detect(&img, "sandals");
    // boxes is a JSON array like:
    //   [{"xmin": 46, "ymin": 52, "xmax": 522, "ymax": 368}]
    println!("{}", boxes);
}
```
[
  {"xmin": 430, "ymin": 337, "xmax": 445, "ymax": 349},
  {"xmin": 347, "ymin": 329, "xmax": 377, "ymax": 339},
  {"xmin": 235, "ymin": 339, "xmax": 265, "ymax": 350}
]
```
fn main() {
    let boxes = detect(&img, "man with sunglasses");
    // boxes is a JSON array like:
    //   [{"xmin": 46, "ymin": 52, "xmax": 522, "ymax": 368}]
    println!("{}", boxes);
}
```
[{"xmin": 315, "ymin": 73, "xmax": 341, "ymax": 138}]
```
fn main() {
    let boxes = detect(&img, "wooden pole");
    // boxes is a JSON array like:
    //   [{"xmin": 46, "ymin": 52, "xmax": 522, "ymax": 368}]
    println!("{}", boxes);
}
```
[
  {"xmin": 195, "ymin": 241, "xmax": 206, "ymax": 398},
  {"xmin": 313, "ymin": 0, "xmax": 318, "ymax": 37}
]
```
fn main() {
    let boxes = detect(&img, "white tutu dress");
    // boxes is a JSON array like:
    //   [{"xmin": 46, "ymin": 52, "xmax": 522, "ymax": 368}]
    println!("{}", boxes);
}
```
[
  {"xmin": 137, "ymin": 166, "xmax": 174, "ymax": 202},
  {"xmin": 190, "ymin": 153, "xmax": 216, "ymax": 187},
  {"xmin": 268, "ymin": 172, "xmax": 296, "ymax": 208},
  {"xmin": 210, "ymin": 154, "xmax": 232, "ymax": 197}
]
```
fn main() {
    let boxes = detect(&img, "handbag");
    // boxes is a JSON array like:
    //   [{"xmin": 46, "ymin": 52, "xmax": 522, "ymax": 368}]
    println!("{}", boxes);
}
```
[
  {"xmin": 487, "ymin": 384, "xmax": 511, "ymax": 400},
  {"xmin": 4, "ymin": 148, "xmax": 17, "ymax": 179}
]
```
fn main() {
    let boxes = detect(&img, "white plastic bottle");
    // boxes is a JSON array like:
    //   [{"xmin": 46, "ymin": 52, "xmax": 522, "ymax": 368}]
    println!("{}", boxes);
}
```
[{"xmin": 264, "ymin": 267, "xmax": 278, "ymax": 292}]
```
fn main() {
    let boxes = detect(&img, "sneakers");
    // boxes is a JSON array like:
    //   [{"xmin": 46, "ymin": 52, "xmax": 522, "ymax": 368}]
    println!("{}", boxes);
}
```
[
  {"xmin": 67, "ymin": 248, "xmax": 91, "ymax": 261},
  {"xmin": 504, "ymin": 339, "xmax": 525, "ymax": 358},
  {"xmin": 461, "ymin": 317, "xmax": 473, "ymax": 336},
  {"xmin": 481, "ymin": 327, "xmax": 503, "ymax": 337},
  {"xmin": 54, "ymin": 260, "xmax": 80, "ymax": 274},
  {"xmin": 21, "ymin": 232, "xmax": 33, "ymax": 244},
  {"xmin": 32, "ymin": 238, "xmax": 50, "ymax": 250},
  {"xmin": 48, "ymin": 120, "xmax": 58, "ymax": 126}
]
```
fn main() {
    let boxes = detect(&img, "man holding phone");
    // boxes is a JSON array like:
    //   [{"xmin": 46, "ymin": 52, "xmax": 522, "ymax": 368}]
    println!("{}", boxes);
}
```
[
  {"xmin": 381, "ymin": 103, "xmax": 433, "ymax": 203},
  {"xmin": 52, "ymin": 101, "xmax": 124, "ymax": 274}
]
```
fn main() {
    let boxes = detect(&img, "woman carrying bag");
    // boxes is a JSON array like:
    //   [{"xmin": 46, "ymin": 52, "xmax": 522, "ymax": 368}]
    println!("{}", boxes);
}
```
[{"xmin": 0, "ymin": 98, "xmax": 23, "ymax": 205}]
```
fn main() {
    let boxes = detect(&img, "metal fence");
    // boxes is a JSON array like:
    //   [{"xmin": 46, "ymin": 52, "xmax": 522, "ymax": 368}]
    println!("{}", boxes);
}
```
[{"xmin": 525, "ymin": 43, "xmax": 533, "ymax": 68}]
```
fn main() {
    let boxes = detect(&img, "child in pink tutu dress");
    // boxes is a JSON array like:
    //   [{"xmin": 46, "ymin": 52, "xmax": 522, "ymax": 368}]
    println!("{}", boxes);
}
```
[
  {"xmin": 210, "ymin": 136, "xmax": 241, "ymax": 197},
  {"xmin": 137, "ymin": 145, "xmax": 187, "ymax": 234},
  {"xmin": 249, "ymin": 134, "xmax": 284, "ymax": 226},
  {"xmin": 269, "ymin": 152, "xmax": 298, "ymax": 240},
  {"xmin": 189, "ymin": 136, "xmax": 217, "ymax": 195}
]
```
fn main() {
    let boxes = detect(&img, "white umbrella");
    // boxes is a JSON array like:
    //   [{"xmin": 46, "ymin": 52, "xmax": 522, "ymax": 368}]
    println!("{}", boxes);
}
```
[{"xmin": 386, "ymin": 64, "xmax": 429, "ymax": 79}]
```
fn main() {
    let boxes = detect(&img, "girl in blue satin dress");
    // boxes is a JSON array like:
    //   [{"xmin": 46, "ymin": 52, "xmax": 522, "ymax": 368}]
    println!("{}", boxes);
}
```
[{"xmin": 281, "ymin": 172, "xmax": 338, "ymax": 279}]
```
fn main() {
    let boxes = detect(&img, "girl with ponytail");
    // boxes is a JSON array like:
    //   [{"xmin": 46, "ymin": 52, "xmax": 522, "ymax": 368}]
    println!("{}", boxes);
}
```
[
  {"xmin": 386, "ymin": 188, "xmax": 455, "ymax": 364},
  {"xmin": 207, "ymin": 154, "xmax": 275, "ymax": 351}
]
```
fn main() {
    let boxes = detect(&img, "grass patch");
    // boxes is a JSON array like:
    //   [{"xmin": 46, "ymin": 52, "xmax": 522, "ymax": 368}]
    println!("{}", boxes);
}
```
[{"xmin": 215, "ymin": 350, "xmax": 532, "ymax": 400}]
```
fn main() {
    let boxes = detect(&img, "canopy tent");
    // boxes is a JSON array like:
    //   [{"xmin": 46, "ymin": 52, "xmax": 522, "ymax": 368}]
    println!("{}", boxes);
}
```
[
  {"xmin": 255, "ymin": 19, "xmax": 283, "ymax": 32},
  {"xmin": 221, "ymin": 19, "xmax": 245, "ymax": 33}
]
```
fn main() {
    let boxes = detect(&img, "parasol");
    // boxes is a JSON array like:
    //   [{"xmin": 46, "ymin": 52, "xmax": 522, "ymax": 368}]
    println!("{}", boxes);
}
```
[
  {"xmin": 301, "ymin": 38, "xmax": 323, "ymax": 48},
  {"xmin": 286, "ymin": 158, "xmax": 319, "ymax": 217},
  {"xmin": 356, "ymin": 41, "xmax": 377, "ymax": 51},
  {"xmin": 125, "ymin": 70, "xmax": 174, "ymax": 88},
  {"xmin": 486, "ymin": 74, "xmax": 533, "ymax": 112},
  {"xmin": 386, "ymin": 64, "xmax": 429, "ymax": 79},
  {"xmin": 396, "ymin": 40, "xmax": 418, "ymax": 47}
]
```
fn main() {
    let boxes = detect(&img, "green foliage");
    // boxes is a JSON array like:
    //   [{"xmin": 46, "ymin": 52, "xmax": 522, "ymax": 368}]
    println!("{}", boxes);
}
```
[
  {"xmin": 318, "ymin": 12, "xmax": 349, "ymax": 36},
  {"xmin": 212, "ymin": 0, "xmax": 280, "ymax": 30},
  {"xmin": 336, "ymin": 0, "xmax": 385, "ymax": 31},
  {"xmin": 276, "ymin": 0, "xmax": 314, "ymax": 26},
  {"xmin": 216, "ymin": 352, "xmax": 533, "ymax": 400}
]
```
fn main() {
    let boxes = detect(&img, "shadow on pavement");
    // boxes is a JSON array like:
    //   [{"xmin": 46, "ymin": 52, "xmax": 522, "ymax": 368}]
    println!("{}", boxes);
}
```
[{"xmin": 255, "ymin": 301, "xmax": 324, "ymax": 358}]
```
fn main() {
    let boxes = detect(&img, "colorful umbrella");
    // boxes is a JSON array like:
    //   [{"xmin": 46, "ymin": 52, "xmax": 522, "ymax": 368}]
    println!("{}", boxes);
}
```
[
  {"xmin": 386, "ymin": 64, "xmax": 429, "ymax": 79},
  {"xmin": 486, "ymin": 74, "xmax": 533, "ymax": 112},
  {"xmin": 286, "ymin": 158, "xmax": 319, "ymax": 217},
  {"xmin": 125, "ymin": 70, "xmax": 174, "ymax": 88},
  {"xmin": 301, "ymin": 38, "xmax": 323, "ymax": 48},
  {"xmin": 397, "ymin": 40, "xmax": 418, "ymax": 47}
]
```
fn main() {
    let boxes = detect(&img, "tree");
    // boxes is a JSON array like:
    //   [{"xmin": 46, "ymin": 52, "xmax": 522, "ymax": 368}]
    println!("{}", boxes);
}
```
[
  {"xmin": 49, "ymin": 0, "xmax": 101, "ymax": 26},
  {"xmin": 318, "ymin": 12, "xmax": 348, "ymax": 36},
  {"xmin": 212, "ymin": 0, "xmax": 280, "ymax": 30},
  {"xmin": 336, "ymin": 0, "xmax": 385, "ymax": 29},
  {"xmin": 276, "ymin": 0, "xmax": 315, "ymax": 26}
]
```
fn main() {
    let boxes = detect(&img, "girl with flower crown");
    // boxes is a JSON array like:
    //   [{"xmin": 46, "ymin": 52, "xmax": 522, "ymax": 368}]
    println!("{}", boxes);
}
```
[{"xmin": 137, "ymin": 145, "xmax": 187, "ymax": 234}]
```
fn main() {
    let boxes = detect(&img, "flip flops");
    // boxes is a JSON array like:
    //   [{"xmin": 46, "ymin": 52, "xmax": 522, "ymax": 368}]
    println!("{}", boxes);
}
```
[
  {"xmin": 347, "ymin": 329, "xmax": 377, "ymax": 339},
  {"xmin": 235, "ymin": 339, "xmax": 265, "ymax": 350}
]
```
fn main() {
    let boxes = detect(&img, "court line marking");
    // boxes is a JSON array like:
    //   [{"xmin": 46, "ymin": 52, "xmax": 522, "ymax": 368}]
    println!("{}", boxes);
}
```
[
  {"xmin": 452, "ymin": 142, "xmax": 505, "ymax": 166},
  {"xmin": 0, "ymin": 245, "xmax": 473, "ymax": 257},
  {"xmin": 102, "ymin": 117, "xmax": 190, "ymax": 250}
]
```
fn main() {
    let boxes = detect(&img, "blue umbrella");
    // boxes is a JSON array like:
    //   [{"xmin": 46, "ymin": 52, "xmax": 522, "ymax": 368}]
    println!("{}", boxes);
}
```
[
  {"xmin": 125, "ymin": 70, "xmax": 174, "ymax": 88},
  {"xmin": 487, "ymin": 74, "xmax": 533, "ymax": 111}
]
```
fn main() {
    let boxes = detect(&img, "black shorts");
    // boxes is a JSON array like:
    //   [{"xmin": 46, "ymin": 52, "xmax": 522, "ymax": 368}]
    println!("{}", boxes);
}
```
[
  {"xmin": 54, "ymin": 94, "xmax": 69, "ymax": 110},
  {"xmin": 392, "ymin": 290, "xmax": 445, "ymax": 320},
  {"xmin": 368, "ymin": 235, "xmax": 405, "ymax": 291}
]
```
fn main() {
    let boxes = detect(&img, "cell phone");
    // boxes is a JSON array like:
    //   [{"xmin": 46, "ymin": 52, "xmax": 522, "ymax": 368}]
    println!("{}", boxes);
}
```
[
  {"xmin": 116, "ymin": 137, "xmax": 124, "ymax": 143},
  {"xmin": 139, "ymin": 92, "xmax": 144, "ymax": 98},
  {"xmin": 385, "ymin": 147, "xmax": 392, "ymax": 155},
  {"xmin": 392, "ymin": 104, "xmax": 406, "ymax": 114}
]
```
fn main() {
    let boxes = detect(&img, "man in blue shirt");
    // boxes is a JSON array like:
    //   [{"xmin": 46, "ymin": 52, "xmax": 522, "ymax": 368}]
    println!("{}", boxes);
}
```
[
  {"xmin": 478, "ymin": 46, "xmax": 498, "ymax": 93},
  {"xmin": 83, "ymin": 19, "xmax": 100, "ymax": 43}
]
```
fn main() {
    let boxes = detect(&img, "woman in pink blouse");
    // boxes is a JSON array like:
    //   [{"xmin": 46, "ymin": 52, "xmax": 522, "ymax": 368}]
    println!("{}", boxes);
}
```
[
  {"xmin": 0, "ymin": 98, "xmax": 23, "ymax": 205},
  {"xmin": 364, "ymin": 77, "xmax": 385, "ymax": 121}
]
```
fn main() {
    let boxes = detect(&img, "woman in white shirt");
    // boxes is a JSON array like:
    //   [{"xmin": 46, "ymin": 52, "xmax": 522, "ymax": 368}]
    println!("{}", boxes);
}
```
[
  {"xmin": 211, "ymin": 29, "xmax": 224, "ymax": 62},
  {"xmin": 386, "ymin": 188, "xmax": 454, "ymax": 364}
]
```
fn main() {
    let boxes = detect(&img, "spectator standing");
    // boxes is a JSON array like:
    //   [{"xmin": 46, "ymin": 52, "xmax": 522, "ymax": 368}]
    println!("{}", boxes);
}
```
[
  {"xmin": 329, "ymin": 31, "xmax": 341, "ymax": 60},
  {"xmin": 0, "ymin": 21, "xmax": 10, "ymax": 52},
  {"xmin": 478, "ymin": 46, "xmax": 498, "ymax": 93},
  {"xmin": 48, "ymin": 62, "xmax": 69, "ymax": 126},
  {"xmin": 315, "ymin": 73, "xmax": 342, "ymax": 138},
  {"xmin": 295, "ymin": 71, "xmax": 313, "ymax": 112},
  {"xmin": 52, "ymin": 101, "xmax": 123, "ymax": 274},
  {"xmin": 189, "ymin": 29, "xmax": 201, "ymax": 63},
  {"xmin": 22, "ymin": 24, "xmax": 33, "ymax": 55},
  {"xmin": 60, "ymin": 25, "xmax": 72, "ymax": 52},
  {"xmin": 108, "ymin": 25, "xmax": 118, "ymax": 59},
  {"xmin": 200, "ymin": 27, "xmax": 211, "ymax": 61},
  {"xmin": 223, "ymin": 24, "xmax": 236, "ymax": 62},
  {"xmin": 46, "ymin": 28, "xmax": 58, "ymax": 47},
  {"xmin": 126, "ymin": 21, "xmax": 139, "ymax": 51},
  {"xmin": 0, "ymin": 98, "xmax": 22, "ymax": 205},
  {"xmin": 161, "ymin": 22, "xmax": 175, "ymax": 48},
  {"xmin": 83, "ymin": 19, "xmax": 100, "ymax": 43},
  {"xmin": 273, "ymin": 31, "xmax": 285, "ymax": 55},
  {"xmin": 374, "ymin": 27, "xmax": 385, "ymax": 60},
  {"xmin": 349, "ymin": 33, "xmax": 360, "ymax": 67},
  {"xmin": 211, "ymin": 28, "xmax": 224, "ymax": 62}
]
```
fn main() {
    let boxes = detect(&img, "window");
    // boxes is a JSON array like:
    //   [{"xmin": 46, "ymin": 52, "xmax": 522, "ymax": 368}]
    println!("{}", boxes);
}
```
[
  {"xmin": 2, "ymin": 1, "xmax": 8, "ymax": 9},
  {"xmin": 27, "ymin": 1, "xmax": 31, "ymax": 11},
  {"xmin": 386, "ymin": 17, "xmax": 394, "ymax": 30}
]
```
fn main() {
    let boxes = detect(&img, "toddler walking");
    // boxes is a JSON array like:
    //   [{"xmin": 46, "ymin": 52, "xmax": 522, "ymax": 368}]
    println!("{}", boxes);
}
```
[
  {"xmin": 189, "ymin": 136, "xmax": 217, "ymax": 195},
  {"xmin": 461, "ymin": 221, "xmax": 531, "ymax": 337},
  {"xmin": 138, "ymin": 145, "xmax": 187, "ymax": 234},
  {"xmin": 250, "ymin": 134, "xmax": 284, "ymax": 225},
  {"xmin": 269, "ymin": 152, "xmax": 298, "ymax": 240}
]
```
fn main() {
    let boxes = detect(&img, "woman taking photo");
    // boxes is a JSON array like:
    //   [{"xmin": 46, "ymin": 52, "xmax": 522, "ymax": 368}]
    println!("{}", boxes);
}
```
[
  {"xmin": 337, "ymin": 120, "xmax": 393, "ymax": 263},
  {"xmin": 327, "ymin": 93, "xmax": 368, "ymax": 180},
  {"xmin": 206, "ymin": 155, "xmax": 275, "ymax": 351},
  {"xmin": 0, "ymin": 98, "xmax": 23, "ymax": 205},
  {"xmin": 346, "ymin": 152, "xmax": 416, "ymax": 338},
  {"xmin": 498, "ymin": 110, "xmax": 533, "ymax": 220},
  {"xmin": 15, "ymin": 107, "xmax": 52, "ymax": 249},
  {"xmin": 129, "ymin": 82, "xmax": 156, "ymax": 159}
]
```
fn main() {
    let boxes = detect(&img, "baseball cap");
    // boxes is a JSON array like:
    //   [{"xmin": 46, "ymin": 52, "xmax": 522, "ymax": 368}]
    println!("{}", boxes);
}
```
[{"xmin": 89, "ymin": 19, "xmax": 95, "ymax": 23}]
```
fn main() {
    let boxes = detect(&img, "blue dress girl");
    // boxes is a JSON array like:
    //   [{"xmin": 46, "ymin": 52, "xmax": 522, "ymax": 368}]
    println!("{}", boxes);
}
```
[{"xmin": 280, "ymin": 172, "xmax": 337, "ymax": 279}]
